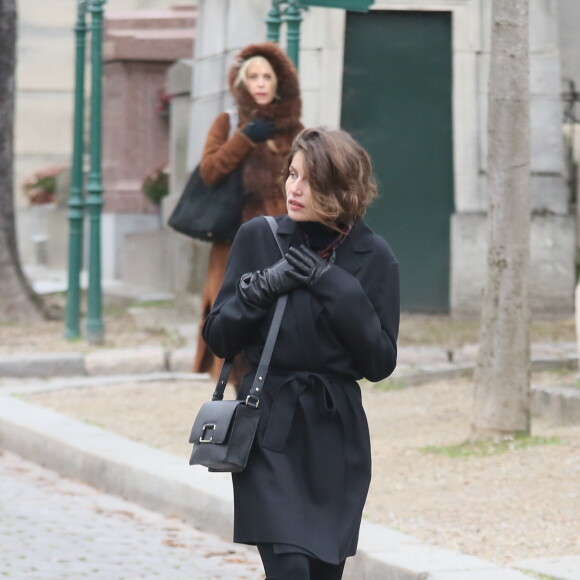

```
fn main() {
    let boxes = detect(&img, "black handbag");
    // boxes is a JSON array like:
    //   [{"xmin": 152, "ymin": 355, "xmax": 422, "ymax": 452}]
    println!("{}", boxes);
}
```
[
  {"xmin": 168, "ymin": 112, "xmax": 243, "ymax": 243},
  {"xmin": 188, "ymin": 216, "xmax": 287, "ymax": 472}
]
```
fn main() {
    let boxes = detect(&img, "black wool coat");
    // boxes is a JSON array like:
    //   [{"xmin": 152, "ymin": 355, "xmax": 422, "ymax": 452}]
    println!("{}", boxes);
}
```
[{"xmin": 202, "ymin": 215, "xmax": 400, "ymax": 564}]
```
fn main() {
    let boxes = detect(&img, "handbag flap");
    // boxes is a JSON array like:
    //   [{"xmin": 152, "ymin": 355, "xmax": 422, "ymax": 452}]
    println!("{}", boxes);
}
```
[{"xmin": 189, "ymin": 400, "xmax": 242, "ymax": 445}]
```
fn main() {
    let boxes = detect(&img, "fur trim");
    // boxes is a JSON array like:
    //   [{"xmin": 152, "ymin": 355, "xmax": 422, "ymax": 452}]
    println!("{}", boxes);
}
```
[
  {"xmin": 228, "ymin": 42, "xmax": 302, "ymax": 134},
  {"xmin": 227, "ymin": 43, "xmax": 304, "ymax": 217},
  {"xmin": 243, "ymin": 145, "xmax": 285, "ymax": 201}
]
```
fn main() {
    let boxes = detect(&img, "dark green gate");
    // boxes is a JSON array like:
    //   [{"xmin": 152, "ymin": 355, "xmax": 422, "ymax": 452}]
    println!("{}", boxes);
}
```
[{"xmin": 341, "ymin": 10, "xmax": 453, "ymax": 312}]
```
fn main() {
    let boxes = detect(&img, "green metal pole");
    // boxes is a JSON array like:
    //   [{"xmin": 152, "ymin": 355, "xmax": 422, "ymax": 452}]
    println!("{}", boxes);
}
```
[
  {"xmin": 65, "ymin": 0, "xmax": 89, "ymax": 340},
  {"xmin": 85, "ymin": 0, "xmax": 107, "ymax": 344},
  {"xmin": 266, "ymin": 0, "xmax": 283, "ymax": 43},
  {"xmin": 284, "ymin": 0, "xmax": 303, "ymax": 69}
]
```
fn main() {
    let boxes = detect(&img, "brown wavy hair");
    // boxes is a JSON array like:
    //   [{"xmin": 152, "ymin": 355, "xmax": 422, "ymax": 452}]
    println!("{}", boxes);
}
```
[{"xmin": 281, "ymin": 128, "xmax": 378, "ymax": 228}]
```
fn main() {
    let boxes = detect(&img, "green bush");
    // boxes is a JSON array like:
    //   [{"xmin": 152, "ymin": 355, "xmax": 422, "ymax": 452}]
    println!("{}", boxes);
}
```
[{"xmin": 142, "ymin": 167, "xmax": 169, "ymax": 206}]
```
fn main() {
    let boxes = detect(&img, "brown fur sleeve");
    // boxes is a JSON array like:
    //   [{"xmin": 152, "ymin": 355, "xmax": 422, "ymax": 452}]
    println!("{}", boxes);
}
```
[{"xmin": 199, "ymin": 112, "xmax": 256, "ymax": 185}]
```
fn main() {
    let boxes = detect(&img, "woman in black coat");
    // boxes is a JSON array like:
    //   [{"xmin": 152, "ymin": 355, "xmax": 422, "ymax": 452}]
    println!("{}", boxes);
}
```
[{"xmin": 202, "ymin": 127, "xmax": 400, "ymax": 579}]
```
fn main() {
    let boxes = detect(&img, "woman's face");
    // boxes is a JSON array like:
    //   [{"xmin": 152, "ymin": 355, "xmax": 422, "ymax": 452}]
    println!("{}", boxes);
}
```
[
  {"xmin": 245, "ymin": 60, "xmax": 276, "ymax": 106},
  {"xmin": 286, "ymin": 151, "xmax": 320, "ymax": 222}
]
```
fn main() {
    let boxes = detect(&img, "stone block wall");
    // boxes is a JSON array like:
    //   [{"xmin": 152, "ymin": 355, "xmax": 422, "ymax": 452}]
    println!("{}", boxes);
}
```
[
  {"xmin": 558, "ymin": 0, "xmax": 580, "ymax": 250},
  {"xmin": 451, "ymin": 214, "xmax": 575, "ymax": 317},
  {"xmin": 15, "ymin": 1, "xmax": 75, "ymax": 267},
  {"xmin": 122, "ymin": 229, "xmax": 209, "ymax": 300},
  {"xmin": 15, "ymin": 0, "xmax": 197, "ymax": 269},
  {"xmin": 178, "ymin": 0, "xmax": 576, "ymax": 316},
  {"xmin": 451, "ymin": 0, "xmax": 574, "ymax": 316}
]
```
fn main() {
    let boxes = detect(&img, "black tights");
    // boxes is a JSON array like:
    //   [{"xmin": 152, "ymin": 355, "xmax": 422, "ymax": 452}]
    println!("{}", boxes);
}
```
[{"xmin": 257, "ymin": 543, "xmax": 346, "ymax": 580}]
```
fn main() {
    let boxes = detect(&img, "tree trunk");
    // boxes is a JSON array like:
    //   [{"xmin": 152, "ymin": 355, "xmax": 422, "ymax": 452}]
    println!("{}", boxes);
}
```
[
  {"xmin": 0, "ymin": 0, "xmax": 44, "ymax": 323},
  {"xmin": 472, "ymin": 0, "xmax": 531, "ymax": 438}
]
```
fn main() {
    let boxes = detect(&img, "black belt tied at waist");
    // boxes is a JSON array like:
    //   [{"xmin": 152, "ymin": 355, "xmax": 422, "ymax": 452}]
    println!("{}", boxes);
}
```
[{"xmin": 257, "ymin": 370, "xmax": 353, "ymax": 453}]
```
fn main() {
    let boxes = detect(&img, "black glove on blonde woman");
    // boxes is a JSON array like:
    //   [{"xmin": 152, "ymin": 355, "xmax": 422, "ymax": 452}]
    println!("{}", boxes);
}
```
[
  {"xmin": 286, "ymin": 244, "xmax": 333, "ymax": 286},
  {"xmin": 242, "ymin": 119, "xmax": 276, "ymax": 143},
  {"xmin": 238, "ymin": 257, "xmax": 300, "ymax": 308}
]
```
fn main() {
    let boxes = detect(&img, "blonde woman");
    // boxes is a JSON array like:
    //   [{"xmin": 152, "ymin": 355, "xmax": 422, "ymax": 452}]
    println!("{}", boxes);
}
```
[{"xmin": 193, "ymin": 43, "xmax": 303, "ymax": 385}]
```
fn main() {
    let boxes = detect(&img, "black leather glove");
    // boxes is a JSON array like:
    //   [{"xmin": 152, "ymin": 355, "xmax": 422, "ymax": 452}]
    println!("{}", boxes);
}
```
[
  {"xmin": 285, "ymin": 244, "xmax": 333, "ymax": 286},
  {"xmin": 241, "ymin": 119, "xmax": 276, "ymax": 143},
  {"xmin": 238, "ymin": 257, "xmax": 301, "ymax": 308}
]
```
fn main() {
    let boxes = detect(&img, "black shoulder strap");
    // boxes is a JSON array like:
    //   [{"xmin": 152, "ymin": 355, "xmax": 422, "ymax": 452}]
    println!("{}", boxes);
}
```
[
  {"xmin": 263, "ymin": 216, "xmax": 285, "ymax": 255},
  {"xmin": 212, "ymin": 216, "xmax": 288, "ymax": 403}
]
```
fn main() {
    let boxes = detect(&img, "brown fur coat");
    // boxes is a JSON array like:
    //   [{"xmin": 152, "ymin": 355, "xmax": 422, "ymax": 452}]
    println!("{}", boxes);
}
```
[{"xmin": 194, "ymin": 43, "xmax": 303, "ymax": 381}]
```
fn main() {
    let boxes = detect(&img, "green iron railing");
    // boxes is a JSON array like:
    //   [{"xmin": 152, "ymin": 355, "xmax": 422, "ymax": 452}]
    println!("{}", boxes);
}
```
[
  {"xmin": 65, "ymin": 0, "xmax": 107, "ymax": 343},
  {"xmin": 266, "ymin": 0, "xmax": 283, "ymax": 42},
  {"xmin": 85, "ymin": 0, "xmax": 107, "ymax": 344},
  {"xmin": 265, "ymin": 1, "xmax": 303, "ymax": 69},
  {"xmin": 64, "ymin": 0, "xmax": 89, "ymax": 339},
  {"xmin": 284, "ymin": 1, "xmax": 303, "ymax": 68},
  {"xmin": 266, "ymin": 0, "xmax": 374, "ymax": 69}
]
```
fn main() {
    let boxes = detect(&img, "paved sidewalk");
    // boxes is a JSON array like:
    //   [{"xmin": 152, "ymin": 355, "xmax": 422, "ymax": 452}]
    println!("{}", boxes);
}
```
[
  {"xmin": 11, "ymin": 268, "xmax": 576, "ymax": 578},
  {"xmin": 0, "ymin": 332, "xmax": 578, "ymax": 579},
  {"xmin": 0, "ymin": 377, "xmax": 543, "ymax": 580},
  {"xmin": 0, "ymin": 450, "xmax": 262, "ymax": 580}
]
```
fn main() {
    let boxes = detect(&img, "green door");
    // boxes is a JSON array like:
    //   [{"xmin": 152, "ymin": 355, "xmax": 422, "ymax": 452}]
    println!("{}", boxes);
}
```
[{"xmin": 341, "ymin": 10, "xmax": 453, "ymax": 312}]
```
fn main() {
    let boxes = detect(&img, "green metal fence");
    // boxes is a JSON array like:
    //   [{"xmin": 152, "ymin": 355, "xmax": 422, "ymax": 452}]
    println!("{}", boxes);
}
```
[{"xmin": 65, "ymin": 0, "xmax": 107, "ymax": 344}]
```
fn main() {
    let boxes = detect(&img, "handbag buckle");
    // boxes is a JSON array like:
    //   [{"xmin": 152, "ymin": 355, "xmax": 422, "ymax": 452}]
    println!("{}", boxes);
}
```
[
  {"xmin": 199, "ymin": 423, "xmax": 216, "ymax": 443},
  {"xmin": 245, "ymin": 394, "xmax": 260, "ymax": 409}
]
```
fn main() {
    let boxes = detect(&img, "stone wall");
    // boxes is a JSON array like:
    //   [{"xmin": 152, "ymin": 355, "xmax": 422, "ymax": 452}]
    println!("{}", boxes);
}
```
[
  {"xmin": 15, "ymin": 0, "xmax": 196, "ymax": 269},
  {"xmin": 15, "ymin": 0, "xmax": 577, "ymax": 316},
  {"xmin": 158, "ymin": 0, "xmax": 345, "ymax": 300},
  {"xmin": 451, "ymin": 0, "xmax": 574, "ymax": 316},
  {"xmin": 185, "ymin": 0, "xmax": 574, "ymax": 316},
  {"xmin": 558, "ymin": 0, "xmax": 580, "ymax": 249},
  {"xmin": 183, "ymin": 0, "xmax": 341, "ymax": 179}
]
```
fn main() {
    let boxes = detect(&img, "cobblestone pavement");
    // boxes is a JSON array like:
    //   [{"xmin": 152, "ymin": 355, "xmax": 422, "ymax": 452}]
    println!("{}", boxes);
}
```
[{"xmin": 0, "ymin": 450, "xmax": 263, "ymax": 580}]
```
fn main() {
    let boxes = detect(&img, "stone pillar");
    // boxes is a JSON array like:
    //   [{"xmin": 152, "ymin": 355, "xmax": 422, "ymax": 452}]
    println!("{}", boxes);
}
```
[
  {"xmin": 165, "ymin": 59, "xmax": 193, "ymax": 210},
  {"xmin": 121, "ymin": 58, "xmax": 207, "ymax": 299},
  {"xmin": 101, "ymin": 6, "xmax": 196, "ymax": 280}
]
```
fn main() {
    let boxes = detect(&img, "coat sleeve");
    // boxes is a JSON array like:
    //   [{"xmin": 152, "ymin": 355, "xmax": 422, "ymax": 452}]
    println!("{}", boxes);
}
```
[
  {"xmin": 307, "ymin": 240, "xmax": 399, "ymax": 382},
  {"xmin": 202, "ymin": 220, "xmax": 277, "ymax": 359},
  {"xmin": 199, "ymin": 113, "xmax": 256, "ymax": 185}
]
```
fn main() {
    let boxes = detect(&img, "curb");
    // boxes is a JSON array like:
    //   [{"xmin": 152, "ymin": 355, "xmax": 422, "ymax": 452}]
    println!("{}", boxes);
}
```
[
  {"xmin": 0, "ymin": 347, "xmax": 198, "ymax": 378},
  {"xmin": 0, "ymin": 376, "xmax": 535, "ymax": 580},
  {"xmin": 532, "ymin": 384, "xmax": 580, "ymax": 425},
  {"xmin": 0, "ymin": 352, "xmax": 85, "ymax": 378},
  {"xmin": 2, "ymin": 349, "xmax": 579, "ymax": 427},
  {"xmin": 392, "ymin": 356, "xmax": 579, "ymax": 388},
  {"xmin": 1, "ymin": 348, "xmax": 577, "ymax": 381},
  {"xmin": 392, "ymin": 362, "xmax": 476, "ymax": 386}
]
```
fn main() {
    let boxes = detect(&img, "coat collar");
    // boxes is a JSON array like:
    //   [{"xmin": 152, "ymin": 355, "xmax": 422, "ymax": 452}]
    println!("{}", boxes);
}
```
[{"xmin": 276, "ymin": 215, "xmax": 374, "ymax": 275}]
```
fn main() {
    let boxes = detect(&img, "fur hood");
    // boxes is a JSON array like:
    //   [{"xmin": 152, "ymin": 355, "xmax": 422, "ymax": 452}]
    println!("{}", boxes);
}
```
[{"xmin": 228, "ymin": 42, "xmax": 302, "ymax": 134}]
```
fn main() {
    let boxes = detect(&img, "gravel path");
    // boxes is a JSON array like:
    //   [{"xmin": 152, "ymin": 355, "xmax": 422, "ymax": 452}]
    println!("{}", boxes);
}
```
[
  {"xmin": 0, "ymin": 316, "xmax": 184, "ymax": 355},
  {"xmin": 1, "ymin": 313, "xmax": 574, "ymax": 354},
  {"xmin": 23, "ymin": 376, "xmax": 580, "ymax": 567}
]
